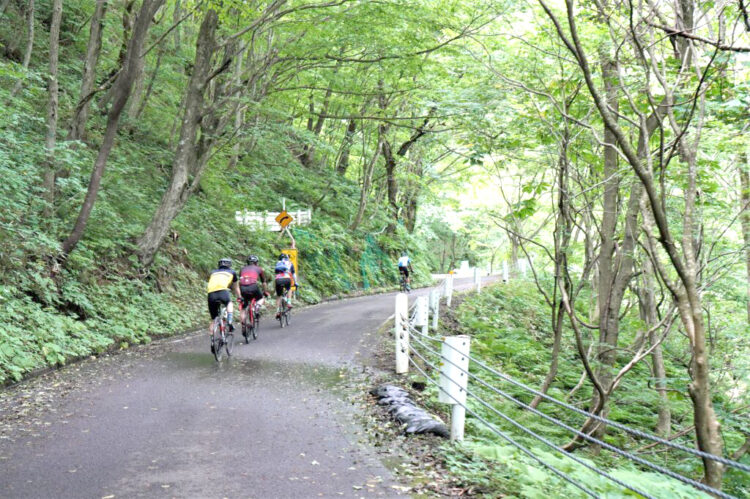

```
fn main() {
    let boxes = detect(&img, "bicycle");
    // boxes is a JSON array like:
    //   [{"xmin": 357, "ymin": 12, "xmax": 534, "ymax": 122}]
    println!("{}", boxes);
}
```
[
  {"xmin": 210, "ymin": 304, "xmax": 234, "ymax": 361},
  {"xmin": 240, "ymin": 297, "xmax": 260, "ymax": 343},
  {"xmin": 277, "ymin": 295, "xmax": 291, "ymax": 328},
  {"xmin": 399, "ymin": 274, "xmax": 411, "ymax": 293}
]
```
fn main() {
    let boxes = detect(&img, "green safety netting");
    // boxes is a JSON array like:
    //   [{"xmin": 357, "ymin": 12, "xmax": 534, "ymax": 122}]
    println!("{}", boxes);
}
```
[{"xmin": 292, "ymin": 229, "xmax": 393, "ymax": 292}]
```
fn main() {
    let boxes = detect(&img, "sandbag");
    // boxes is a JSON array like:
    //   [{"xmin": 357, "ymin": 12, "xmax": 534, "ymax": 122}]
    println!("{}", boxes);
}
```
[{"xmin": 370, "ymin": 384, "xmax": 449, "ymax": 438}]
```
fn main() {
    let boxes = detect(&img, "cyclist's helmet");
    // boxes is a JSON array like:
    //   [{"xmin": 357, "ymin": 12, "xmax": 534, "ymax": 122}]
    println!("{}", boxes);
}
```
[
  {"xmin": 278, "ymin": 253, "xmax": 288, "ymax": 260},
  {"xmin": 218, "ymin": 257, "xmax": 232, "ymax": 268},
  {"xmin": 401, "ymin": 251, "xmax": 408, "ymax": 257},
  {"xmin": 247, "ymin": 255, "xmax": 259, "ymax": 265}
]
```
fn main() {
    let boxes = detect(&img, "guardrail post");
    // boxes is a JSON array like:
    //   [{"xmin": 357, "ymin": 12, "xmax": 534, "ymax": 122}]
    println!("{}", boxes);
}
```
[
  {"xmin": 438, "ymin": 335, "xmax": 471, "ymax": 441},
  {"xmin": 474, "ymin": 267, "xmax": 481, "ymax": 294},
  {"xmin": 502, "ymin": 260, "xmax": 509, "ymax": 283},
  {"xmin": 414, "ymin": 296, "xmax": 428, "ymax": 335},
  {"xmin": 395, "ymin": 293, "xmax": 409, "ymax": 374},
  {"xmin": 430, "ymin": 289, "xmax": 440, "ymax": 330},
  {"xmin": 445, "ymin": 274, "xmax": 454, "ymax": 306}
]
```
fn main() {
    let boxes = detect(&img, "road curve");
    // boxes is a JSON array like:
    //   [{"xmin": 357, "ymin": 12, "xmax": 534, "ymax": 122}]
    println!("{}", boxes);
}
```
[{"xmin": 0, "ymin": 278, "xmax": 480, "ymax": 498}]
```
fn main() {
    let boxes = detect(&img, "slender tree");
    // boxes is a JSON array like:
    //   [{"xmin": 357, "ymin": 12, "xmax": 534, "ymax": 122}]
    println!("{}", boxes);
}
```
[
  {"xmin": 62, "ymin": 0, "xmax": 165, "ymax": 257},
  {"xmin": 68, "ymin": 0, "xmax": 108, "ymax": 142},
  {"xmin": 42, "ymin": 0, "xmax": 63, "ymax": 218}
]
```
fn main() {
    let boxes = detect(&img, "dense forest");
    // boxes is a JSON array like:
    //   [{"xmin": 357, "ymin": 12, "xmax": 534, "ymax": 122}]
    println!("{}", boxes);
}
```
[{"xmin": 1, "ymin": 0, "xmax": 749, "ymax": 495}]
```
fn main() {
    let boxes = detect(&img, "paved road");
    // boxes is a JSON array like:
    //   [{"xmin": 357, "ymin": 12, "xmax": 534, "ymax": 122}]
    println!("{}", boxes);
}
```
[{"xmin": 0, "ymin": 278, "xmax": 481, "ymax": 499}]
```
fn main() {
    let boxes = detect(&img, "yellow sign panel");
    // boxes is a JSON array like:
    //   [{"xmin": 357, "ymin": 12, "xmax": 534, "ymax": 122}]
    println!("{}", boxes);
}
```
[
  {"xmin": 275, "ymin": 210, "xmax": 294, "ymax": 228},
  {"xmin": 284, "ymin": 248, "xmax": 298, "ymax": 279}
]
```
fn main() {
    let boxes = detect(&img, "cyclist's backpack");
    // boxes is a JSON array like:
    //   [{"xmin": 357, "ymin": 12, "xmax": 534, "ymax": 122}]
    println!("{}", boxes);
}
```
[
  {"xmin": 274, "ymin": 261, "xmax": 288, "ymax": 274},
  {"xmin": 239, "ymin": 266, "xmax": 257, "ymax": 285}
]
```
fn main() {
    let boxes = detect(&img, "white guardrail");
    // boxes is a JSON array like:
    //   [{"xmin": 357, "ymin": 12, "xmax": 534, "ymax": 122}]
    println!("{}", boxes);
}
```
[{"xmin": 393, "ymin": 273, "xmax": 750, "ymax": 499}]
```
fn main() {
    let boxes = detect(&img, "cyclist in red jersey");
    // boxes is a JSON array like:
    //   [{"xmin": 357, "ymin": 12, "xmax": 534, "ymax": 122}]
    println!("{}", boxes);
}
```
[{"xmin": 239, "ymin": 255, "xmax": 269, "ymax": 320}]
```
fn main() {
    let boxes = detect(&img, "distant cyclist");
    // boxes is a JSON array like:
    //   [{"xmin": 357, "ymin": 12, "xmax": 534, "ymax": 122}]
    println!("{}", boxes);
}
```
[
  {"xmin": 274, "ymin": 253, "xmax": 296, "ymax": 318},
  {"xmin": 239, "ymin": 255, "xmax": 269, "ymax": 316},
  {"xmin": 397, "ymin": 251, "xmax": 413, "ymax": 286},
  {"xmin": 206, "ymin": 257, "xmax": 241, "ymax": 333}
]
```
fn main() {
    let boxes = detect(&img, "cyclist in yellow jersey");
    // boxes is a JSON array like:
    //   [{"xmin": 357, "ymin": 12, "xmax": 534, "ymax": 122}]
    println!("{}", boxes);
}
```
[{"xmin": 207, "ymin": 258, "xmax": 241, "ymax": 333}]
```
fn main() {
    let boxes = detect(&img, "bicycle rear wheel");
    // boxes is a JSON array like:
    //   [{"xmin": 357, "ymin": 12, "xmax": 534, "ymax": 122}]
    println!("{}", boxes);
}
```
[
  {"xmin": 251, "ymin": 311, "xmax": 259, "ymax": 340},
  {"xmin": 225, "ymin": 333, "xmax": 234, "ymax": 356},
  {"xmin": 211, "ymin": 320, "xmax": 222, "ymax": 361},
  {"xmin": 213, "ymin": 336, "xmax": 223, "ymax": 361},
  {"xmin": 284, "ymin": 309, "xmax": 290, "ymax": 327}
]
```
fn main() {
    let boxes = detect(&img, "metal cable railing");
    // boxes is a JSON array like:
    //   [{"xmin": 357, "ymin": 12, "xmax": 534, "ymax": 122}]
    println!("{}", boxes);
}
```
[
  {"xmin": 428, "ymin": 328, "xmax": 750, "ymax": 474},
  {"xmin": 408, "ymin": 343, "xmax": 656, "ymax": 498},
  {"xmin": 408, "ymin": 328, "xmax": 737, "ymax": 499},
  {"xmin": 406, "ymin": 354, "xmax": 599, "ymax": 498}
]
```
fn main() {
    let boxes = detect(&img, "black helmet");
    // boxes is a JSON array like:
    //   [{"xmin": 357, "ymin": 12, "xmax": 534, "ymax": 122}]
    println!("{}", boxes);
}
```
[
  {"xmin": 278, "ymin": 253, "xmax": 287, "ymax": 260},
  {"xmin": 218, "ymin": 257, "xmax": 232, "ymax": 268},
  {"xmin": 247, "ymin": 255, "xmax": 259, "ymax": 264}
]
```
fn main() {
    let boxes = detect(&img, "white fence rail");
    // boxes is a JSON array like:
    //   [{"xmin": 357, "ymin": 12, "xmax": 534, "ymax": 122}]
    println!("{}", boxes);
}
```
[{"xmin": 235, "ymin": 209, "xmax": 312, "ymax": 231}]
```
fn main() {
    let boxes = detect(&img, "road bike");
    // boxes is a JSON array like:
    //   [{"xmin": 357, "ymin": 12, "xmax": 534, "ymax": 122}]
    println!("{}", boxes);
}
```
[
  {"xmin": 241, "ymin": 297, "xmax": 260, "ymax": 343},
  {"xmin": 399, "ymin": 274, "xmax": 411, "ymax": 293},
  {"xmin": 277, "ymin": 295, "xmax": 291, "ymax": 328},
  {"xmin": 210, "ymin": 304, "xmax": 234, "ymax": 361}
]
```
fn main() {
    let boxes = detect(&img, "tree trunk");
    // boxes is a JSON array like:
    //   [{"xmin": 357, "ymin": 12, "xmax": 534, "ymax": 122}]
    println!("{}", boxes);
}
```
[
  {"xmin": 133, "ymin": 43, "xmax": 163, "ymax": 120},
  {"xmin": 336, "ymin": 118, "xmax": 356, "ymax": 175},
  {"xmin": 639, "ymin": 257, "xmax": 671, "ymax": 436},
  {"xmin": 172, "ymin": 0, "xmax": 181, "ymax": 50},
  {"xmin": 301, "ymin": 65, "xmax": 340, "ymax": 168},
  {"xmin": 739, "ymin": 155, "xmax": 750, "ymax": 324},
  {"xmin": 62, "ymin": 0, "xmax": 164, "ymax": 257},
  {"xmin": 42, "ymin": 0, "xmax": 62, "ymax": 218},
  {"xmin": 587, "ymin": 53, "xmax": 621, "ymax": 440},
  {"xmin": 532, "ymin": 133, "xmax": 572, "ymax": 409},
  {"xmin": 228, "ymin": 40, "xmax": 246, "ymax": 170},
  {"xmin": 99, "ymin": 0, "xmax": 135, "ymax": 110},
  {"xmin": 8, "ymin": 0, "xmax": 35, "ymax": 100},
  {"xmin": 350, "ymin": 128, "xmax": 383, "ymax": 231},
  {"xmin": 383, "ymin": 138, "xmax": 399, "ymax": 223},
  {"xmin": 136, "ymin": 9, "xmax": 219, "ymax": 267},
  {"xmin": 126, "ymin": 37, "xmax": 149, "ymax": 121},
  {"xmin": 68, "ymin": 0, "xmax": 107, "ymax": 142}
]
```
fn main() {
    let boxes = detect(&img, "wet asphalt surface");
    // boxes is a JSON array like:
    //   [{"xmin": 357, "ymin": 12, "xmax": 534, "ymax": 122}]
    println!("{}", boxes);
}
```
[{"xmin": 0, "ymin": 278, "xmax": 480, "ymax": 499}]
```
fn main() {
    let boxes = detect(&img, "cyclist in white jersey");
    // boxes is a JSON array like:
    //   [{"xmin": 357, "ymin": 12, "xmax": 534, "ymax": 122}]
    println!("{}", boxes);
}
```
[{"xmin": 397, "ymin": 252, "xmax": 413, "ymax": 286}]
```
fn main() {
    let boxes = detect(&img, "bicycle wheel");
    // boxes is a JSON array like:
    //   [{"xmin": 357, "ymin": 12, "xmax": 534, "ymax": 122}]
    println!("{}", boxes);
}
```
[
  {"xmin": 251, "ymin": 311, "xmax": 258, "ymax": 340},
  {"xmin": 284, "ymin": 306, "xmax": 290, "ymax": 327},
  {"xmin": 242, "ymin": 312, "xmax": 250, "ymax": 343},
  {"xmin": 225, "ymin": 333, "xmax": 234, "ymax": 356},
  {"xmin": 211, "ymin": 319, "xmax": 221, "ymax": 361}
]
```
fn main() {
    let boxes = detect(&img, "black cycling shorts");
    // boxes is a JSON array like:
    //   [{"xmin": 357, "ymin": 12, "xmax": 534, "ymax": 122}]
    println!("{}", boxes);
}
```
[
  {"xmin": 240, "ymin": 284, "xmax": 263, "ymax": 305},
  {"xmin": 275, "ymin": 277, "xmax": 292, "ymax": 297},
  {"xmin": 207, "ymin": 289, "xmax": 231, "ymax": 319},
  {"xmin": 399, "ymin": 267, "xmax": 409, "ymax": 278}
]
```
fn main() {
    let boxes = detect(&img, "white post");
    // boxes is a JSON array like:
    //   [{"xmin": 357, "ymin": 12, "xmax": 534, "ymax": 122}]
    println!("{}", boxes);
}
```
[
  {"xmin": 445, "ymin": 274, "xmax": 454, "ymax": 307},
  {"xmin": 430, "ymin": 289, "xmax": 440, "ymax": 331},
  {"xmin": 394, "ymin": 293, "xmax": 409, "ymax": 374},
  {"xmin": 474, "ymin": 267, "xmax": 482, "ymax": 294},
  {"xmin": 438, "ymin": 335, "xmax": 471, "ymax": 441},
  {"xmin": 502, "ymin": 260, "xmax": 509, "ymax": 283},
  {"xmin": 414, "ymin": 296, "xmax": 428, "ymax": 335}
]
